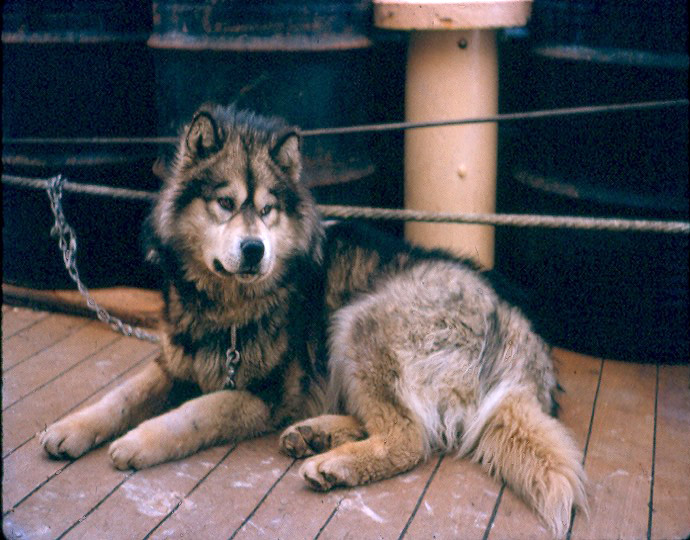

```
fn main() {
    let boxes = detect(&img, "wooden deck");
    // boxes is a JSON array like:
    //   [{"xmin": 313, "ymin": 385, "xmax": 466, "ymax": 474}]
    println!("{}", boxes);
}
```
[{"xmin": 2, "ymin": 303, "xmax": 689, "ymax": 540}]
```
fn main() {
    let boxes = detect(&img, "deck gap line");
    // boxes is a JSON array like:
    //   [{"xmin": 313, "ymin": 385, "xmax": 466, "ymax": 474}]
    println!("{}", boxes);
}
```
[
  {"xmin": 3, "ymin": 317, "xmax": 93, "ymax": 374},
  {"xmin": 2, "ymin": 353, "xmax": 155, "ymax": 459},
  {"xmin": 481, "ymin": 481, "xmax": 506, "ymax": 540},
  {"xmin": 55, "ymin": 470, "xmax": 136, "ymax": 539},
  {"xmin": 397, "ymin": 454, "xmax": 445, "ymax": 540},
  {"xmin": 2, "ymin": 332, "xmax": 123, "ymax": 411},
  {"xmin": 142, "ymin": 444, "xmax": 238, "ymax": 539},
  {"xmin": 3, "ymin": 460, "xmax": 75, "ymax": 516},
  {"xmin": 227, "ymin": 459, "xmax": 296, "ymax": 540},
  {"xmin": 2, "ymin": 432, "xmax": 37, "ymax": 460},
  {"xmin": 566, "ymin": 356, "xmax": 605, "ymax": 540},
  {"xmin": 1, "ymin": 310, "xmax": 51, "ymax": 340},
  {"xmin": 647, "ymin": 363, "xmax": 660, "ymax": 540},
  {"xmin": 313, "ymin": 497, "xmax": 345, "ymax": 540}
]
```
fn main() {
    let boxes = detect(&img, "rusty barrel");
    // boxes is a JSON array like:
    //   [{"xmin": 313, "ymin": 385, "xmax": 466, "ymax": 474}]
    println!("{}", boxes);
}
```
[
  {"xmin": 494, "ymin": 2, "xmax": 688, "ymax": 362},
  {"xmin": 2, "ymin": 0, "xmax": 159, "ymax": 288},
  {"xmin": 148, "ymin": 0, "xmax": 391, "ymax": 201}
]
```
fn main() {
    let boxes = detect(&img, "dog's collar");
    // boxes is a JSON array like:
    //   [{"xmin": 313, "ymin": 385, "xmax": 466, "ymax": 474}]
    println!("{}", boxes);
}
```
[{"xmin": 223, "ymin": 324, "xmax": 241, "ymax": 389}]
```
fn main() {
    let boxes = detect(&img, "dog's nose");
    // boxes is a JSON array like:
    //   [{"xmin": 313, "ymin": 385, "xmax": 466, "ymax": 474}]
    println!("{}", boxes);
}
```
[{"xmin": 240, "ymin": 238, "xmax": 265, "ymax": 267}]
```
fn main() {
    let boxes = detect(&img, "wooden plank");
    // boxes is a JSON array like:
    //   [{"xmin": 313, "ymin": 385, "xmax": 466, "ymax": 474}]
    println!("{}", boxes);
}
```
[
  {"xmin": 487, "ymin": 350, "xmax": 602, "ymax": 539},
  {"xmin": 2, "ymin": 356, "xmax": 155, "ymax": 508},
  {"xmin": 2, "ymin": 305, "xmax": 48, "ymax": 339},
  {"xmin": 147, "ymin": 434, "xmax": 294, "ymax": 539},
  {"xmin": 570, "ymin": 360, "xmax": 656, "ymax": 539},
  {"xmin": 61, "ymin": 445, "xmax": 232, "ymax": 540},
  {"xmin": 2, "ymin": 336, "xmax": 159, "ymax": 457},
  {"xmin": 2, "ymin": 285, "xmax": 163, "ymax": 330},
  {"xmin": 231, "ymin": 464, "xmax": 342, "ymax": 539},
  {"xmin": 2, "ymin": 312, "xmax": 90, "ymax": 371},
  {"xmin": 2, "ymin": 320, "xmax": 120, "ymax": 408},
  {"xmin": 550, "ymin": 349, "xmax": 605, "ymax": 451},
  {"xmin": 3, "ymin": 300, "xmax": 677, "ymax": 540},
  {"xmin": 2, "ymin": 445, "xmax": 130, "ymax": 540},
  {"xmin": 401, "ymin": 457, "xmax": 501, "ymax": 540},
  {"xmin": 2, "ymin": 438, "xmax": 71, "ymax": 514},
  {"xmin": 318, "ymin": 458, "xmax": 439, "ymax": 539},
  {"xmin": 651, "ymin": 364, "xmax": 690, "ymax": 540}
]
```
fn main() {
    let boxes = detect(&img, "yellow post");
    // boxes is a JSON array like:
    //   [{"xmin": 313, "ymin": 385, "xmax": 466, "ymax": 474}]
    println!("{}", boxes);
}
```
[
  {"xmin": 404, "ymin": 28, "xmax": 498, "ymax": 268},
  {"xmin": 373, "ymin": 0, "xmax": 533, "ymax": 269}
]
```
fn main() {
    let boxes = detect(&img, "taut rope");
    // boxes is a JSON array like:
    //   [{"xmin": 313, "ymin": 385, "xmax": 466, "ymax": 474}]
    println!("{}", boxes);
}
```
[{"xmin": 4, "ymin": 174, "xmax": 689, "ymax": 234}]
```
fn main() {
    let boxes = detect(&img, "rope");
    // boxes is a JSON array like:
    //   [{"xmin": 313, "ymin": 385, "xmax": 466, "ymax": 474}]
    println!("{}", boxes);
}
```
[
  {"xmin": 3, "ymin": 173, "xmax": 689, "ymax": 234},
  {"xmin": 319, "ymin": 205, "xmax": 690, "ymax": 234},
  {"xmin": 3, "ymin": 99, "xmax": 687, "ymax": 144},
  {"xmin": 3, "ymin": 97, "xmax": 685, "ymax": 343},
  {"xmin": 3, "ymin": 174, "xmax": 158, "ymax": 201},
  {"xmin": 4, "ymin": 172, "xmax": 688, "ymax": 343},
  {"xmin": 301, "ymin": 99, "xmax": 689, "ymax": 137}
]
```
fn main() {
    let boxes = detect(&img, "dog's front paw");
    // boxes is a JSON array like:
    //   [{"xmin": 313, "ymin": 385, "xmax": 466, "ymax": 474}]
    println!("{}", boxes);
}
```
[
  {"xmin": 280, "ymin": 424, "xmax": 332, "ymax": 458},
  {"xmin": 109, "ymin": 428, "xmax": 167, "ymax": 470},
  {"xmin": 300, "ymin": 453, "xmax": 358, "ymax": 491},
  {"xmin": 40, "ymin": 415, "xmax": 106, "ymax": 459}
]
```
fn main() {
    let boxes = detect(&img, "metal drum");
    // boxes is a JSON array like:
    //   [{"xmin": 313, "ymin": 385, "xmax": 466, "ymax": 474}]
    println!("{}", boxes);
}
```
[
  {"xmin": 495, "ymin": 4, "xmax": 688, "ymax": 362},
  {"xmin": 148, "ymin": 0, "xmax": 384, "ymax": 198},
  {"xmin": 2, "ymin": 0, "xmax": 159, "ymax": 288}
]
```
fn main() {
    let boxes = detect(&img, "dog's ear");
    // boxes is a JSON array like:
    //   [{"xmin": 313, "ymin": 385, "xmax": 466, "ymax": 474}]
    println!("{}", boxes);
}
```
[
  {"xmin": 185, "ymin": 110, "xmax": 225, "ymax": 160},
  {"xmin": 270, "ymin": 129, "xmax": 302, "ymax": 180}
]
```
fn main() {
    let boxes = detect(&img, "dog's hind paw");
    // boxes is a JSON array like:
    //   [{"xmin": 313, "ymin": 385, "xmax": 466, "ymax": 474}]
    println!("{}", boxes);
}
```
[
  {"xmin": 280, "ymin": 415, "xmax": 366, "ymax": 459},
  {"xmin": 280, "ymin": 424, "xmax": 331, "ymax": 458}
]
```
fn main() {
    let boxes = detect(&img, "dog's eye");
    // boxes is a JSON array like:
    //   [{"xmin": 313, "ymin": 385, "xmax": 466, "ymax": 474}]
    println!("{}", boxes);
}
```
[
  {"xmin": 217, "ymin": 197, "xmax": 235, "ymax": 212},
  {"xmin": 259, "ymin": 204, "xmax": 273, "ymax": 217}
]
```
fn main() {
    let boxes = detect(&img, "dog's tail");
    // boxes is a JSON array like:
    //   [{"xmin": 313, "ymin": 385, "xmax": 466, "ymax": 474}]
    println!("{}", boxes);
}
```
[{"xmin": 460, "ymin": 386, "xmax": 587, "ymax": 538}]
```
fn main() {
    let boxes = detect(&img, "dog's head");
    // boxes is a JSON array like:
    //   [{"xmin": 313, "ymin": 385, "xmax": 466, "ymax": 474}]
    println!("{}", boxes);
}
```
[{"xmin": 146, "ymin": 105, "xmax": 322, "ymax": 291}]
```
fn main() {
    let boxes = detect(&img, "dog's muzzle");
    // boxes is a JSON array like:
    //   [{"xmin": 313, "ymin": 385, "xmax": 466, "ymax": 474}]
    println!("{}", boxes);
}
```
[{"xmin": 212, "ymin": 237, "xmax": 267, "ymax": 279}]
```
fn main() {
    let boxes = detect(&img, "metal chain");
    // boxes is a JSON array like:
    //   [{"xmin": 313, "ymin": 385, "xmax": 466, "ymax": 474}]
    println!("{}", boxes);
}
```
[{"xmin": 46, "ymin": 175, "xmax": 160, "ymax": 343}]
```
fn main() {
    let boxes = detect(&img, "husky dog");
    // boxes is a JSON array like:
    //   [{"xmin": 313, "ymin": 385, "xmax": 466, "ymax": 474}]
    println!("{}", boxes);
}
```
[{"xmin": 41, "ymin": 105, "xmax": 586, "ymax": 537}]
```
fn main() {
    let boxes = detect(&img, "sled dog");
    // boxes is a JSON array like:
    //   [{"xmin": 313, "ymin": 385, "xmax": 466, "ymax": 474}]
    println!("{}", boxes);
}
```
[{"xmin": 41, "ymin": 104, "xmax": 586, "ymax": 537}]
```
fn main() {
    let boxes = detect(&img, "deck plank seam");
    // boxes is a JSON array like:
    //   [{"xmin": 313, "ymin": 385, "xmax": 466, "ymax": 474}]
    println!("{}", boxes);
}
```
[
  {"xmin": 2, "ymin": 460, "xmax": 75, "ymax": 517},
  {"xmin": 2, "ymin": 352, "xmax": 156, "ymax": 459},
  {"xmin": 646, "ymin": 363, "xmax": 660, "ymax": 540},
  {"xmin": 482, "ymin": 481, "xmax": 506, "ymax": 540},
  {"xmin": 566, "ymin": 356, "xmax": 605, "ymax": 540},
  {"xmin": 228, "ymin": 459, "xmax": 297, "ymax": 540},
  {"xmin": 55, "ymin": 470, "xmax": 136, "ymax": 539},
  {"xmin": 2, "ymin": 317, "xmax": 93, "ymax": 374},
  {"xmin": 1, "ymin": 310, "xmax": 50, "ymax": 340},
  {"xmin": 397, "ymin": 454, "xmax": 445, "ymax": 540},
  {"xmin": 142, "ymin": 444, "xmax": 239, "ymax": 540},
  {"xmin": 313, "ymin": 497, "xmax": 345, "ymax": 540},
  {"xmin": 2, "ymin": 331, "xmax": 123, "ymax": 411}
]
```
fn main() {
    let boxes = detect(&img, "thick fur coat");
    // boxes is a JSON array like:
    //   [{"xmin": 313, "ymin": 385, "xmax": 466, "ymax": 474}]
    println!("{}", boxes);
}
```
[{"xmin": 41, "ymin": 105, "xmax": 587, "ymax": 537}]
